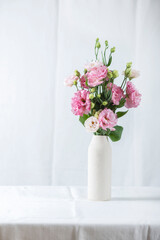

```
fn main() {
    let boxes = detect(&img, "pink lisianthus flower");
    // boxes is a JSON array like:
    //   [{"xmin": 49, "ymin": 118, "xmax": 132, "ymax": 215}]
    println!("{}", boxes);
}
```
[
  {"xmin": 98, "ymin": 108, "xmax": 117, "ymax": 131},
  {"xmin": 80, "ymin": 75, "xmax": 89, "ymax": 89},
  {"xmin": 84, "ymin": 61, "xmax": 103, "ymax": 71},
  {"xmin": 122, "ymin": 69, "xmax": 140, "ymax": 79},
  {"xmin": 86, "ymin": 65, "xmax": 108, "ymax": 87},
  {"xmin": 125, "ymin": 81, "xmax": 136, "ymax": 94},
  {"xmin": 125, "ymin": 81, "xmax": 141, "ymax": 108},
  {"xmin": 64, "ymin": 75, "xmax": 79, "ymax": 87},
  {"xmin": 71, "ymin": 90, "xmax": 91, "ymax": 116},
  {"xmin": 129, "ymin": 69, "xmax": 140, "ymax": 79},
  {"xmin": 107, "ymin": 83, "xmax": 124, "ymax": 105}
]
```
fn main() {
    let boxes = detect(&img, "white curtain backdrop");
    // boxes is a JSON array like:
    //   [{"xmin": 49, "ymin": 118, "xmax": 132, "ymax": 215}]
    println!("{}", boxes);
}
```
[{"xmin": 0, "ymin": 0, "xmax": 160, "ymax": 186}]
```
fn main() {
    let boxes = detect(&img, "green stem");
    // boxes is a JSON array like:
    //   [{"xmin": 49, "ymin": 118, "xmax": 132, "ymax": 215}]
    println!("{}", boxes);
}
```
[
  {"xmin": 95, "ymin": 46, "xmax": 97, "ymax": 60},
  {"xmin": 124, "ymin": 81, "xmax": 128, "ymax": 92},
  {"xmin": 101, "ymin": 51, "xmax": 104, "ymax": 64},
  {"xmin": 75, "ymin": 83, "xmax": 79, "ymax": 91},
  {"xmin": 121, "ymin": 77, "xmax": 127, "ymax": 89},
  {"xmin": 104, "ymin": 46, "xmax": 108, "ymax": 65},
  {"xmin": 123, "ymin": 78, "xmax": 128, "ymax": 91},
  {"xmin": 111, "ymin": 79, "xmax": 114, "ymax": 91},
  {"xmin": 108, "ymin": 52, "xmax": 111, "ymax": 64}
]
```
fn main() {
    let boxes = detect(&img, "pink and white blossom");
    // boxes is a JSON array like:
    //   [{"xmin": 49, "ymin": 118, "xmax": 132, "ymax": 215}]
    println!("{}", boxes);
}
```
[
  {"xmin": 80, "ymin": 75, "xmax": 89, "ymax": 89},
  {"xmin": 84, "ymin": 61, "xmax": 103, "ymax": 71},
  {"xmin": 129, "ymin": 69, "xmax": 140, "ymax": 79},
  {"xmin": 64, "ymin": 75, "xmax": 79, "ymax": 87},
  {"xmin": 98, "ymin": 108, "xmax": 117, "ymax": 131},
  {"xmin": 122, "ymin": 69, "xmax": 140, "ymax": 79},
  {"xmin": 125, "ymin": 81, "xmax": 141, "ymax": 108},
  {"xmin": 84, "ymin": 117, "xmax": 99, "ymax": 132},
  {"xmin": 107, "ymin": 83, "xmax": 124, "ymax": 105},
  {"xmin": 86, "ymin": 65, "xmax": 108, "ymax": 87},
  {"xmin": 71, "ymin": 90, "xmax": 91, "ymax": 116}
]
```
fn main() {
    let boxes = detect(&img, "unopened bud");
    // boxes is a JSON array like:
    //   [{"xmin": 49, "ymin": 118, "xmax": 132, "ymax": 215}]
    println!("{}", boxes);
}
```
[
  {"xmin": 84, "ymin": 68, "xmax": 87, "ymax": 74},
  {"xmin": 91, "ymin": 88, "xmax": 96, "ymax": 93},
  {"xmin": 102, "ymin": 101, "xmax": 108, "ymax": 106},
  {"xmin": 96, "ymin": 38, "xmax": 99, "ymax": 43},
  {"xmin": 91, "ymin": 102, "xmax": 95, "ymax": 109},
  {"xmin": 89, "ymin": 94, "xmax": 94, "ymax": 100},
  {"xmin": 73, "ymin": 80, "xmax": 77, "ymax": 85},
  {"xmin": 105, "ymin": 40, "xmax": 108, "ymax": 46},
  {"xmin": 94, "ymin": 112, "xmax": 99, "ymax": 119},
  {"xmin": 74, "ymin": 70, "xmax": 80, "ymax": 77},
  {"xmin": 125, "ymin": 68, "xmax": 131, "ymax": 77},
  {"xmin": 111, "ymin": 47, "xmax": 115, "ymax": 53},
  {"xmin": 126, "ymin": 62, "xmax": 132, "ymax": 68},
  {"xmin": 107, "ymin": 71, "xmax": 113, "ymax": 79},
  {"xmin": 112, "ymin": 70, "xmax": 119, "ymax": 78},
  {"xmin": 96, "ymin": 42, "xmax": 101, "ymax": 49},
  {"xmin": 94, "ymin": 110, "xmax": 102, "ymax": 119}
]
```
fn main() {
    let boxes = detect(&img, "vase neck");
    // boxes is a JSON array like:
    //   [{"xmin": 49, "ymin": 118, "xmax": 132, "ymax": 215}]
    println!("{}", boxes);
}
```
[{"xmin": 92, "ymin": 135, "xmax": 108, "ymax": 143}]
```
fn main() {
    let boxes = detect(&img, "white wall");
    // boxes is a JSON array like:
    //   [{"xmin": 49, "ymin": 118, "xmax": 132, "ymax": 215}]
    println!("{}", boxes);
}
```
[
  {"xmin": 0, "ymin": 0, "xmax": 160, "ymax": 186},
  {"xmin": 0, "ymin": 0, "xmax": 58, "ymax": 184}
]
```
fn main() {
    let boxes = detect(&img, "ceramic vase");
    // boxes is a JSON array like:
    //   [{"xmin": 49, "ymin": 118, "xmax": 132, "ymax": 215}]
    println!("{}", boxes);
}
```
[{"xmin": 88, "ymin": 135, "xmax": 112, "ymax": 201}]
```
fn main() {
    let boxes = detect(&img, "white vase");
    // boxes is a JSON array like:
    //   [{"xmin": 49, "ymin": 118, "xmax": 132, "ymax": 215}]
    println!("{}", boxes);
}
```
[{"xmin": 88, "ymin": 135, "xmax": 112, "ymax": 201}]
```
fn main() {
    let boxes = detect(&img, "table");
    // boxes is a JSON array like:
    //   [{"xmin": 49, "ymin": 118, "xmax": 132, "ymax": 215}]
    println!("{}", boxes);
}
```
[{"xmin": 0, "ymin": 187, "xmax": 160, "ymax": 240}]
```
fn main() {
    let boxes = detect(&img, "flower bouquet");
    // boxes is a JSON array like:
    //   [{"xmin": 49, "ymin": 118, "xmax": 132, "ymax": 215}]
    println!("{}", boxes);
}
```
[
  {"xmin": 65, "ymin": 38, "xmax": 141, "ymax": 141},
  {"xmin": 65, "ymin": 39, "xmax": 141, "ymax": 201}
]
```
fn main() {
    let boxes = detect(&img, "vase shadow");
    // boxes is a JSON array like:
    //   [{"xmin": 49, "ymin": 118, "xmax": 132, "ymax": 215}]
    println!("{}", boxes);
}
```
[{"xmin": 111, "ymin": 197, "xmax": 160, "ymax": 201}]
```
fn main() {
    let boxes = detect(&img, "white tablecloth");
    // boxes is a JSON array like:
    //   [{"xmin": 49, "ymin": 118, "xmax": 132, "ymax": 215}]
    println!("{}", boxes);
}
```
[{"xmin": 0, "ymin": 187, "xmax": 160, "ymax": 240}]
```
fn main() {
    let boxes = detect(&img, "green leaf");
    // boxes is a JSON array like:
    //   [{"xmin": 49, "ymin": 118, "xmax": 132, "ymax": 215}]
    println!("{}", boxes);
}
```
[
  {"xmin": 116, "ymin": 110, "xmax": 128, "ymax": 118},
  {"xmin": 84, "ymin": 75, "xmax": 89, "ymax": 87},
  {"xmin": 107, "ymin": 56, "xmax": 112, "ymax": 66},
  {"xmin": 116, "ymin": 98, "xmax": 126, "ymax": 108},
  {"xmin": 85, "ymin": 80, "xmax": 89, "ymax": 87},
  {"xmin": 95, "ymin": 128, "xmax": 111, "ymax": 136},
  {"xmin": 109, "ymin": 125, "xmax": 123, "ymax": 142},
  {"xmin": 79, "ymin": 114, "xmax": 90, "ymax": 125}
]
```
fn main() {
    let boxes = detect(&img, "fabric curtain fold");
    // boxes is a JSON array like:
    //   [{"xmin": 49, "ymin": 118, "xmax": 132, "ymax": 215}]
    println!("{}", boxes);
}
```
[{"xmin": 0, "ymin": 0, "xmax": 160, "ymax": 186}]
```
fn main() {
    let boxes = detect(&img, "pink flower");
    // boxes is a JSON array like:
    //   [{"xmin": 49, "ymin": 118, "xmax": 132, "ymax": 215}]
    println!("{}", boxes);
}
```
[
  {"xmin": 107, "ymin": 83, "xmax": 124, "ymax": 105},
  {"xmin": 129, "ymin": 69, "xmax": 140, "ymax": 79},
  {"xmin": 98, "ymin": 108, "xmax": 117, "ymax": 131},
  {"xmin": 80, "ymin": 75, "xmax": 89, "ymax": 89},
  {"xmin": 86, "ymin": 65, "xmax": 108, "ymax": 87},
  {"xmin": 125, "ymin": 82, "xmax": 141, "ymax": 108},
  {"xmin": 64, "ymin": 75, "xmax": 79, "ymax": 87},
  {"xmin": 71, "ymin": 90, "xmax": 91, "ymax": 116},
  {"xmin": 122, "ymin": 69, "xmax": 140, "ymax": 79},
  {"xmin": 126, "ymin": 81, "xmax": 136, "ymax": 94},
  {"xmin": 85, "ymin": 61, "xmax": 103, "ymax": 71}
]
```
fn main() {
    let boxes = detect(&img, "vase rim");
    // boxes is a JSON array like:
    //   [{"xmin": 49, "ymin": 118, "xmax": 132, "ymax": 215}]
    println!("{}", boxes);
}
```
[{"xmin": 93, "ymin": 135, "xmax": 108, "ymax": 138}]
